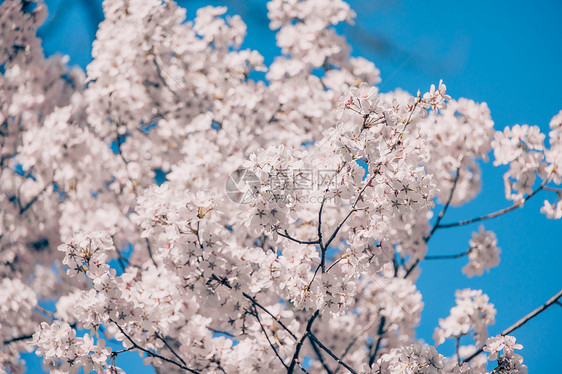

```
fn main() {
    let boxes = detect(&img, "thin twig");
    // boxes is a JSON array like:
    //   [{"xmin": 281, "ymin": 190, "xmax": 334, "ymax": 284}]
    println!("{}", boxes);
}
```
[
  {"xmin": 207, "ymin": 327, "xmax": 236, "ymax": 337},
  {"xmin": 403, "ymin": 258, "xmax": 419, "ymax": 279},
  {"xmin": 463, "ymin": 288, "xmax": 562, "ymax": 363},
  {"xmin": 111, "ymin": 320, "xmax": 200, "ymax": 373},
  {"xmin": 424, "ymin": 248, "xmax": 472, "ymax": 260},
  {"xmin": 111, "ymin": 347, "xmax": 135, "ymax": 356},
  {"xmin": 242, "ymin": 292, "xmax": 298, "ymax": 341},
  {"xmin": 278, "ymin": 230, "xmax": 320, "ymax": 245},
  {"xmin": 323, "ymin": 208, "xmax": 362, "ymax": 251},
  {"xmin": 542, "ymin": 186, "xmax": 562, "ymax": 193},
  {"xmin": 145, "ymin": 235, "xmax": 158, "ymax": 268},
  {"xmin": 438, "ymin": 185, "xmax": 544, "ymax": 229},
  {"xmin": 251, "ymin": 305, "xmax": 289, "ymax": 370},
  {"xmin": 35, "ymin": 305, "xmax": 56, "ymax": 318}
]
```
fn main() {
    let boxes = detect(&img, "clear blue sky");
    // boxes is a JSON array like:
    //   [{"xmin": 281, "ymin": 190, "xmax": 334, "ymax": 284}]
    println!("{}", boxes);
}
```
[{"xmin": 25, "ymin": 0, "xmax": 561, "ymax": 372}]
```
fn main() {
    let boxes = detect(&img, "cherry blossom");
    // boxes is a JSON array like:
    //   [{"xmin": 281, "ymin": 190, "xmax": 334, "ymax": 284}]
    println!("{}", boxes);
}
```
[
  {"xmin": 463, "ymin": 226, "xmax": 501, "ymax": 277},
  {"xmin": 483, "ymin": 335, "xmax": 527, "ymax": 374},
  {"xmin": 0, "ymin": 0, "xmax": 560, "ymax": 373}
]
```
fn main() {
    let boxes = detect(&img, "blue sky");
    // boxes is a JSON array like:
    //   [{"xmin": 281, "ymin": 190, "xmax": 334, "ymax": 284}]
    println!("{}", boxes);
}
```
[{"xmin": 25, "ymin": 0, "xmax": 562, "ymax": 372}]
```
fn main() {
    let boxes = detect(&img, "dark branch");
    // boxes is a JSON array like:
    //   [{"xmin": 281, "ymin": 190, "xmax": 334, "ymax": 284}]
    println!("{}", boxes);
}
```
[
  {"xmin": 3, "ymin": 333, "xmax": 33, "ymax": 345},
  {"xmin": 155, "ymin": 332, "xmax": 188, "ymax": 368},
  {"xmin": 308, "ymin": 332, "xmax": 358, "ymax": 374},
  {"xmin": 438, "ymin": 185, "xmax": 544, "ymax": 229},
  {"xmin": 19, "ymin": 183, "xmax": 50, "ymax": 214},
  {"xmin": 287, "ymin": 310, "xmax": 319, "ymax": 374},
  {"xmin": 278, "ymin": 230, "xmax": 320, "ymax": 245},
  {"xmin": 425, "ymin": 167, "xmax": 460, "ymax": 242},
  {"xmin": 463, "ymin": 288, "xmax": 562, "ymax": 363},
  {"xmin": 424, "ymin": 248, "xmax": 472, "ymax": 260},
  {"xmin": 251, "ymin": 305, "xmax": 289, "ymax": 370},
  {"xmin": 111, "ymin": 320, "xmax": 200, "ymax": 373},
  {"xmin": 368, "ymin": 316, "xmax": 386, "ymax": 367},
  {"xmin": 318, "ymin": 197, "xmax": 326, "ymax": 273},
  {"xmin": 310, "ymin": 337, "xmax": 334, "ymax": 374},
  {"xmin": 242, "ymin": 292, "xmax": 298, "ymax": 341}
]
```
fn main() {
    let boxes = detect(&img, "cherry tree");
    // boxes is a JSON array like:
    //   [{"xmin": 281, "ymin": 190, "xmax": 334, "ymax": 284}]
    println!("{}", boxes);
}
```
[{"xmin": 1, "ymin": 0, "xmax": 561, "ymax": 373}]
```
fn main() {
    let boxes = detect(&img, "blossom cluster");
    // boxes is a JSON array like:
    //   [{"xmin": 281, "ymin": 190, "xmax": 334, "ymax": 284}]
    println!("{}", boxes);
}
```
[
  {"xmin": 33, "ymin": 322, "xmax": 112, "ymax": 373},
  {"xmin": 463, "ymin": 226, "xmax": 501, "ymax": 277},
  {"xmin": 0, "ymin": 0, "xmax": 560, "ymax": 373},
  {"xmin": 434, "ymin": 289, "xmax": 496, "ymax": 347},
  {"xmin": 484, "ymin": 335, "xmax": 527, "ymax": 374}
]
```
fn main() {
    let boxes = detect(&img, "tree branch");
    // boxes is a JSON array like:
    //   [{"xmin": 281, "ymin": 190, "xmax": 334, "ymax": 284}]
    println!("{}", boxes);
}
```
[
  {"xmin": 463, "ymin": 288, "xmax": 562, "ymax": 363},
  {"xmin": 425, "ymin": 167, "xmax": 460, "ymax": 242},
  {"xmin": 318, "ymin": 197, "xmax": 326, "ymax": 273},
  {"xmin": 111, "ymin": 320, "xmax": 200, "ymax": 373},
  {"xmin": 287, "ymin": 310, "xmax": 319, "ymax": 374},
  {"xmin": 424, "ymin": 248, "xmax": 472, "ymax": 260},
  {"xmin": 145, "ymin": 238, "xmax": 158, "ymax": 268},
  {"xmin": 307, "ymin": 332, "xmax": 358, "ymax": 374},
  {"xmin": 251, "ymin": 305, "xmax": 289, "ymax": 370},
  {"xmin": 368, "ymin": 316, "xmax": 386, "ymax": 367},
  {"xmin": 3, "ymin": 333, "xmax": 33, "ymax": 345},
  {"xmin": 278, "ymin": 230, "xmax": 320, "ymax": 245},
  {"xmin": 438, "ymin": 185, "xmax": 544, "ymax": 229},
  {"xmin": 334, "ymin": 317, "xmax": 381, "ymax": 374},
  {"xmin": 19, "ymin": 182, "xmax": 50, "ymax": 214},
  {"xmin": 323, "ymin": 208, "xmax": 363, "ymax": 252},
  {"xmin": 242, "ymin": 292, "xmax": 298, "ymax": 341},
  {"xmin": 310, "ymin": 337, "xmax": 334, "ymax": 374},
  {"xmin": 155, "ymin": 332, "xmax": 188, "ymax": 368}
]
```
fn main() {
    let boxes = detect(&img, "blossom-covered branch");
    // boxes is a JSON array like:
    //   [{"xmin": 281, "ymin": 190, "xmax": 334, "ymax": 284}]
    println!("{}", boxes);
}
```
[{"xmin": 0, "ymin": 0, "xmax": 560, "ymax": 373}]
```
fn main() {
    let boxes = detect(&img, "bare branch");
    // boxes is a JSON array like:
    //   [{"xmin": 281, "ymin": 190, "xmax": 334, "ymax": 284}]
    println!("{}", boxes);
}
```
[
  {"xmin": 425, "ymin": 248, "xmax": 472, "ymax": 260},
  {"xmin": 542, "ymin": 186, "xmax": 562, "ymax": 193},
  {"xmin": 454, "ymin": 336, "xmax": 462, "ymax": 365},
  {"xmin": 278, "ymin": 230, "xmax": 320, "ymax": 245},
  {"xmin": 438, "ymin": 185, "xmax": 544, "ymax": 229},
  {"xmin": 403, "ymin": 259, "xmax": 419, "ymax": 279},
  {"xmin": 145, "ymin": 238, "xmax": 158, "ymax": 268},
  {"xmin": 3, "ymin": 333, "xmax": 33, "ymax": 345}
]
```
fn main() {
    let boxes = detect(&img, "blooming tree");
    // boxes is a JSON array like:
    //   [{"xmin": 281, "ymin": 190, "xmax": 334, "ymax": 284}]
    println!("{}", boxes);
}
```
[{"xmin": 1, "ymin": 0, "xmax": 561, "ymax": 373}]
